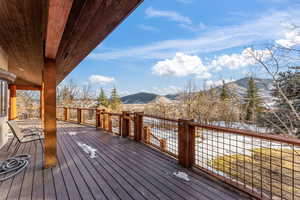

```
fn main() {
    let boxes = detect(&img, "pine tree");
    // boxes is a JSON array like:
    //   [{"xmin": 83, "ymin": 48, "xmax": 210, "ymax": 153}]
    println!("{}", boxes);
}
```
[
  {"xmin": 220, "ymin": 80, "xmax": 229, "ymax": 101},
  {"xmin": 110, "ymin": 86, "xmax": 121, "ymax": 110},
  {"xmin": 244, "ymin": 77, "xmax": 263, "ymax": 122},
  {"xmin": 97, "ymin": 88, "xmax": 109, "ymax": 108}
]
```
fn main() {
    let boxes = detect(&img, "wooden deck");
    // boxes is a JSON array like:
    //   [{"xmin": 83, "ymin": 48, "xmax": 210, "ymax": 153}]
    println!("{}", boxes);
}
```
[{"xmin": 0, "ymin": 121, "xmax": 250, "ymax": 200}]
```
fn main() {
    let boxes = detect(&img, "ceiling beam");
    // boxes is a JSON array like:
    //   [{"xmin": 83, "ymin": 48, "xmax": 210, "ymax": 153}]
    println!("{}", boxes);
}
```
[{"xmin": 45, "ymin": 0, "xmax": 73, "ymax": 59}]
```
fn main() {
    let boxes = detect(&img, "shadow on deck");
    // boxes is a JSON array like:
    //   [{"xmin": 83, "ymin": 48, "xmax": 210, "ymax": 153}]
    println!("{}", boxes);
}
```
[{"xmin": 0, "ymin": 121, "xmax": 251, "ymax": 200}]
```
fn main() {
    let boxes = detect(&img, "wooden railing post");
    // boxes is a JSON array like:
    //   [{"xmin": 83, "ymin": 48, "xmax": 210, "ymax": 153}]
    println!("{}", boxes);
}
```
[
  {"xmin": 178, "ymin": 119, "xmax": 195, "ymax": 168},
  {"xmin": 143, "ymin": 126, "xmax": 151, "ymax": 143},
  {"xmin": 96, "ymin": 109, "xmax": 101, "ymax": 128},
  {"xmin": 64, "ymin": 107, "xmax": 69, "ymax": 121},
  {"xmin": 77, "ymin": 108, "xmax": 82, "ymax": 124},
  {"xmin": 121, "ymin": 111, "xmax": 130, "ymax": 137},
  {"xmin": 101, "ymin": 110, "xmax": 105, "ymax": 129},
  {"xmin": 108, "ymin": 113, "xmax": 112, "ymax": 132},
  {"xmin": 134, "ymin": 112, "xmax": 143, "ymax": 141}
]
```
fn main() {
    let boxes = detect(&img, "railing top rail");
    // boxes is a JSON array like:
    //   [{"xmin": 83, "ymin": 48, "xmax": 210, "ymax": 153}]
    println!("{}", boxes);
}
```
[
  {"xmin": 142, "ymin": 114, "xmax": 179, "ymax": 123},
  {"xmin": 189, "ymin": 121, "xmax": 300, "ymax": 146},
  {"xmin": 102, "ymin": 112, "xmax": 122, "ymax": 116}
]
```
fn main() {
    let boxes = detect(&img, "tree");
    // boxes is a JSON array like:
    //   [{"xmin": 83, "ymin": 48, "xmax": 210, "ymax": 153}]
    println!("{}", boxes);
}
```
[
  {"xmin": 265, "ymin": 71, "xmax": 300, "ymax": 135},
  {"xmin": 57, "ymin": 79, "xmax": 79, "ymax": 106},
  {"xmin": 244, "ymin": 77, "xmax": 263, "ymax": 122},
  {"xmin": 97, "ymin": 88, "xmax": 109, "ymax": 108},
  {"xmin": 110, "ymin": 86, "xmax": 122, "ymax": 111},
  {"xmin": 220, "ymin": 80, "xmax": 229, "ymax": 101}
]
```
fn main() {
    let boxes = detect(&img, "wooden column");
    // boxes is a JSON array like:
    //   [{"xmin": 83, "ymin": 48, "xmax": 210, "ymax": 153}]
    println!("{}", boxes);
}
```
[
  {"xmin": 108, "ymin": 114, "xmax": 112, "ymax": 132},
  {"xmin": 40, "ymin": 82, "xmax": 44, "ymax": 121},
  {"xmin": 9, "ymin": 84, "xmax": 17, "ymax": 120},
  {"xmin": 64, "ymin": 107, "xmax": 69, "ymax": 121},
  {"xmin": 96, "ymin": 109, "xmax": 101, "ymax": 128},
  {"xmin": 43, "ymin": 59, "xmax": 57, "ymax": 168},
  {"xmin": 121, "ymin": 111, "xmax": 130, "ymax": 137},
  {"xmin": 77, "ymin": 108, "xmax": 82, "ymax": 124},
  {"xmin": 178, "ymin": 119, "xmax": 195, "ymax": 168},
  {"xmin": 134, "ymin": 112, "xmax": 143, "ymax": 141}
]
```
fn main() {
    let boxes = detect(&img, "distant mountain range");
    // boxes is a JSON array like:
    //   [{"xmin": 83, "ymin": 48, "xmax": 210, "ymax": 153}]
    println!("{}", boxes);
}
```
[{"xmin": 121, "ymin": 77, "xmax": 274, "ymax": 104}]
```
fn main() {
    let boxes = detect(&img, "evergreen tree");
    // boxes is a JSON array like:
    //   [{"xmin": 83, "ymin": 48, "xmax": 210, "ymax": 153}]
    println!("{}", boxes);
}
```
[
  {"xmin": 266, "ymin": 71, "xmax": 300, "ymax": 135},
  {"xmin": 244, "ymin": 77, "xmax": 263, "ymax": 122},
  {"xmin": 97, "ymin": 88, "xmax": 109, "ymax": 107},
  {"xmin": 110, "ymin": 86, "xmax": 121, "ymax": 110},
  {"xmin": 220, "ymin": 80, "xmax": 229, "ymax": 101}
]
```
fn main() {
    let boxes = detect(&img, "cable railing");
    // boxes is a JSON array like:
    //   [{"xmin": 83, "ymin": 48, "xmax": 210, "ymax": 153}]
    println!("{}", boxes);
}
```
[{"xmin": 57, "ymin": 107, "xmax": 300, "ymax": 200}]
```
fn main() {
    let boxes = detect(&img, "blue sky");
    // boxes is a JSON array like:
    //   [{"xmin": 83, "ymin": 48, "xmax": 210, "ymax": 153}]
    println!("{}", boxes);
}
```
[{"xmin": 64, "ymin": 0, "xmax": 300, "ymax": 96}]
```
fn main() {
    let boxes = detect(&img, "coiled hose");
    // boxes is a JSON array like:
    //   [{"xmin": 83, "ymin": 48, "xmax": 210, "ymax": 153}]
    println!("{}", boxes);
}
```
[{"xmin": 0, "ymin": 154, "xmax": 30, "ymax": 181}]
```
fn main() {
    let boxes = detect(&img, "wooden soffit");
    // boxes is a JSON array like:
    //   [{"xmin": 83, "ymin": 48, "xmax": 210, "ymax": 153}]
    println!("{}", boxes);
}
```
[
  {"xmin": 0, "ymin": 1, "xmax": 47, "ymax": 86},
  {"xmin": 55, "ymin": 0, "xmax": 143, "ymax": 84},
  {"xmin": 0, "ymin": 0, "xmax": 143, "ymax": 86}
]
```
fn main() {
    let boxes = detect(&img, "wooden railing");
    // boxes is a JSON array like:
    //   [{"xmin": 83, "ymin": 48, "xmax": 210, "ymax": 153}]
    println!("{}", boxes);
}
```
[{"xmin": 57, "ymin": 107, "xmax": 300, "ymax": 200}]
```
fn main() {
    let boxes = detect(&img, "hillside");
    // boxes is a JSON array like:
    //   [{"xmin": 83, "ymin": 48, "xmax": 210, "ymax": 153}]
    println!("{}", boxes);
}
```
[
  {"xmin": 121, "ymin": 77, "xmax": 273, "ymax": 104},
  {"xmin": 121, "ymin": 92, "xmax": 158, "ymax": 104}
]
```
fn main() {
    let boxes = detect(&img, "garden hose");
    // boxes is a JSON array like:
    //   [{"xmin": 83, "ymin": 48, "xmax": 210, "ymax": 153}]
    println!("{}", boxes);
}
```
[{"xmin": 0, "ymin": 154, "xmax": 30, "ymax": 182}]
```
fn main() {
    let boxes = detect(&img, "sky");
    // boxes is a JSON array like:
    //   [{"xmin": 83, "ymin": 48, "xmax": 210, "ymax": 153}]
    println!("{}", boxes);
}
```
[{"xmin": 63, "ymin": 0, "xmax": 300, "ymax": 97}]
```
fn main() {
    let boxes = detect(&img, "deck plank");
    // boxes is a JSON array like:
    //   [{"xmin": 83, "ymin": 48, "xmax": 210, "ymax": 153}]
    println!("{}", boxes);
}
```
[
  {"xmin": 0, "ymin": 120, "xmax": 250, "ymax": 200},
  {"xmin": 1, "ymin": 142, "xmax": 28, "ymax": 200},
  {"xmin": 61, "ymin": 128, "xmax": 159, "ymax": 200},
  {"xmin": 58, "ymin": 131, "xmax": 107, "ymax": 200}
]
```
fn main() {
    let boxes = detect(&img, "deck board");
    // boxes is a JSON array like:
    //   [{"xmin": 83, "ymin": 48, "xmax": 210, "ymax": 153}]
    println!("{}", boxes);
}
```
[{"xmin": 0, "ymin": 120, "xmax": 251, "ymax": 200}]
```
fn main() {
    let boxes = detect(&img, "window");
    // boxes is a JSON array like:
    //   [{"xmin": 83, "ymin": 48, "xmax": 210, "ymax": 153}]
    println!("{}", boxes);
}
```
[{"xmin": 0, "ymin": 80, "xmax": 8, "ymax": 116}]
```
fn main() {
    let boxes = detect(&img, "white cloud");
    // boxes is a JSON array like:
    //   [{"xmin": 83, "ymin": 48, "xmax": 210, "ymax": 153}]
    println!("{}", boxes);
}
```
[
  {"xmin": 205, "ymin": 79, "xmax": 235, "ymax": 88},
  {"xmin": 89, "ymin": 75, "xmax": 114, "ymax": 85},
  {"xmin": 276, "ymin": 28, "xmax": 300, "ymax": 48},
  {"xmin": 88, "ymin": 7, "xmax": 300, "ymax": 61},
  {"xmin": 179, "ymin": 22, "xmax": 207, "ymax": 32},
  {"xmin": 145, "ymin": 7, "xmax": 192, "ymax": 24},
  {"xmin": 152, "ymin": 52, "xmax": 211, "ymax": 78},
  {"xmin": 209, "ymin": 48, "xmax": 272, "ymax": 70},
  {"xmin": 138, "ymin": 24, "xmax": 159, "ymax": 32}
]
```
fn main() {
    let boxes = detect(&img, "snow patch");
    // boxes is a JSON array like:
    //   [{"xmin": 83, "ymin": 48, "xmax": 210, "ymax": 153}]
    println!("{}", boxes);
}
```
[
  {"xmin": 77, "ymin": 142, "xmax": 97, "ymax": 158},
  {"xmin": 69, "ymin": 132, "xmax": 77, "ymax": 136},
  {"xmin": 173, "ymin": 171, "xmax": 190, "ymax": 181}
]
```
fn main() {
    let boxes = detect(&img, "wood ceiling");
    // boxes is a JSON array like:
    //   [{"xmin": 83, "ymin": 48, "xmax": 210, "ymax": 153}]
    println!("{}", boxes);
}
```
[{"xmin": 0, "ymin": 0, "xmax": 143, "ymax": 86}]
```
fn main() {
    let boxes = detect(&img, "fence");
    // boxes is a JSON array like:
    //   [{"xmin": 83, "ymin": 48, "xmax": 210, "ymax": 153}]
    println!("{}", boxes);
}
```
[{"xmin": 57, "ymin": 107, "xmax": 300, "ymax": 200}]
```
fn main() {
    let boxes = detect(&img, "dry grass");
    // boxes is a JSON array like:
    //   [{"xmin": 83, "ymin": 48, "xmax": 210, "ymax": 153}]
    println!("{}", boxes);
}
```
[{"xmin": 210, "ymin": 148, "xmax": 300, "ymax": 199}]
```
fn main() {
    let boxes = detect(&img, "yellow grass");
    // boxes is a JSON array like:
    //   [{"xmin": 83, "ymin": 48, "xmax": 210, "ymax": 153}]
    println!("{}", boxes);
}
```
[{"xmin": 210, "ymin": 148, "xmax": 300, "ymax": 199}]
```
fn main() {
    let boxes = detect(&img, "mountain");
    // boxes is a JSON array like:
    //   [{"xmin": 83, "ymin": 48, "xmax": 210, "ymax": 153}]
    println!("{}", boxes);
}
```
[
  {"xmin": 121, "ymin": 92, "xmax": 158, "ymax": 104},
  {"xmin": 121, "ymin": 77, "xmax": 274, "ymax": 104}
]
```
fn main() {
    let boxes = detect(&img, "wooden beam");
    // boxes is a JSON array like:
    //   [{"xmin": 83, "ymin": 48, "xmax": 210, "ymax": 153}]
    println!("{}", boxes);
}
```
[
  {"xmin": 14, "ymin": 85, "xmax": 42, "ymax": 91},
  {"xmin": 9, "ymin": 84, "xmax": 17, "ymax": 120},
  {"xmin": 43, "ymin": 59, "xmax": 57, "ymax": 168},
  {"xmin": 40, "ymin": 82, "xmax": 44, "ymax": 121},
  {"xmin": 45, "ymin": 0, "xmax": 73, "ymax": 59}
]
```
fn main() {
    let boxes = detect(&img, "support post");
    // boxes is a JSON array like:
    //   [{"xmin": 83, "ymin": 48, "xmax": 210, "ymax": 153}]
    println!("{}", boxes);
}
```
[
  {"xmin": 64, "ymin": 107, "xmax": 69, "ymax": 121},
  {"xmin": 108, "ymin": 114, "xmax": 112, "ymax": 132},
  {"xmin": 101, "ymin": 110, "xmax": 105, "ymax": 129},
  {"xmin": 43, "ymin": 59, "xmax": 57, "ymax": 168},
  {"xmin": 178, "ymin": 119, "xmax": 195, "ymax": 168},
  {"xmin": 121, "ymin": 111, "xmax": 130, "ymax": 137},
  {"xmin": 77, "ymin": 108, "xmax": 82, "ymax": 124},
  {"xmin": 96, "ymin": 109, "xmax": 101, "ymax": 128},
  {"xmin": 40, "ymin": 82, "xmax": 44, "ymax": 121},
  {"xmin": 143, "ymin": 126, "xmax": 151, "ymax": 143},
  {"xmin": 134, "ymin": 112, "xmax": 143, "ymax": 141},
  {"xmin": 9, "ymin": 84, "xmax": 17, "ymax": 120}
]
